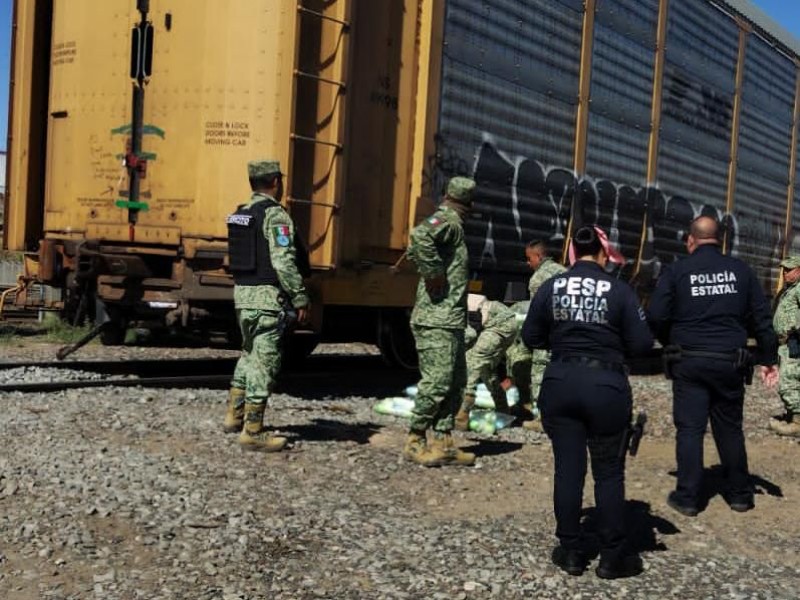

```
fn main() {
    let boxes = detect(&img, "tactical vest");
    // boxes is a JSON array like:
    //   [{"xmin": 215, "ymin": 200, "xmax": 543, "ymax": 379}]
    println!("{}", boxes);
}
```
[
  {"xmin": 226, "ymin": 199, "xmax": 311, "ymax": 286},
  {"xmin": 226, "ymin": 199, "xmax": 281, "ymax": 286}
]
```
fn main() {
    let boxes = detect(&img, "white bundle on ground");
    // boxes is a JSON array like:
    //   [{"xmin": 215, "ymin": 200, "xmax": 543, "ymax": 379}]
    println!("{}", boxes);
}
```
[{"xmin": 373, "ymin": 385, "xmax": 518, "ymax": 433}]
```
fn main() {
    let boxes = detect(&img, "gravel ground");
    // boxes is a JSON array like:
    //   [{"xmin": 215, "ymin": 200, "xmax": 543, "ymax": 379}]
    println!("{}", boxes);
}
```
[{"xmin": 1, "ymin": 343, "xmax": 799, "ymax": 598}]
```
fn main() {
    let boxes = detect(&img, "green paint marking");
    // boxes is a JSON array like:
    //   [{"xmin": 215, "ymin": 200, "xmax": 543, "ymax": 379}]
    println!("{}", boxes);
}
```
[
  {"xmin": 115, "ymin": 200, "xmax": 150, "ymax": 211},
  {"xmin": 116, "ymin": 152, "xmax": 157, "ymax": 161},
  {"xmin": 110, "ymin": 123, "xmax": 166, "ymax": 139}
]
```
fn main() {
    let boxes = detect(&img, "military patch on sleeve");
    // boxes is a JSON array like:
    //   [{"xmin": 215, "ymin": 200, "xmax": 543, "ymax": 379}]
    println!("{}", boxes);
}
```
[
  {"xmin": 427, "ymin": 216, "xmax": 442, "ymax": 227},
  {"xmin": 273, "ymin": 225, "xmax": 291, "ymax": 247}
]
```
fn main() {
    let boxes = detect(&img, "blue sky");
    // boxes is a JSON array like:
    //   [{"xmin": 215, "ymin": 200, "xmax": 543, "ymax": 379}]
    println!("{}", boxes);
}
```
[{"xmin": 0, "ymin": 0, "xmax": 798, "ymax": 152}]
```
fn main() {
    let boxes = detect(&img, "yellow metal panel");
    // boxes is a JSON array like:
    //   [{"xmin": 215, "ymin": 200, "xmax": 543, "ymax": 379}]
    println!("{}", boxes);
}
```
[
  {"xmin": 41, "ymin": 0, "xmax": 300, "ymax": 245},
  {"xmin": 408, "ymin": 0, "xmax": 446, "ymax": 237},
  {"xmin": 140, "ymin": 0, "xmax": 298, "ymax": 241},
  {"xmin": 319, "ymin": 267, "xmax": 417, "ymax": 307},
  {"xmin": 5, "ymin": 0, "xmax": 49, "ymax": 251},
  {"xmin": 86, "ymin": 224, "xmax": 180, "ymax": 245},
  {"xmin": 43, "ymin": 0, "xmax": 133, "ymax": 236},
  {"xmin": 288, "ymin": 0, "xmax": 353, "ymax": 269},
  {"xmin": 336, "ymin": 0, "xmax": 421, "ymax": 266},
  {"xmin": 724, "ymin": 25, "xmax": 749, "ymax": 253}
]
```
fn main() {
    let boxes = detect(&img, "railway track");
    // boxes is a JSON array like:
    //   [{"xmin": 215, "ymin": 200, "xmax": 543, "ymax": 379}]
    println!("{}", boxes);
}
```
[{"xmin": 0, "ymin": 354, "xmax": 416, "ymax": 395}]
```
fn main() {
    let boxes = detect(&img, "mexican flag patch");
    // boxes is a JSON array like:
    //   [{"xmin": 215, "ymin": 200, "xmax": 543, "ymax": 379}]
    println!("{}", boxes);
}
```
[
  {"xmin": 274, "ymin": 225, "xmax": 291, "ymax": 247},
  {"xmin": 427, "ymin": 216, "xmax": 442, "ymax": 226}
]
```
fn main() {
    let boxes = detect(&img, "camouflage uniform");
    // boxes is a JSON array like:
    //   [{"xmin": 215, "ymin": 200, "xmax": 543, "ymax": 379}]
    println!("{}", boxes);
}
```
[
  {"xmin": 231, "ymin": 210, "xmax": 308, "ymax": 401},
  {"xmin": 528, "ymin": 257, "xmax": 567, "ymax": 402},
  {"xmin": 408, "ymin": 203, "xmax": 469, "ymax": 433},
  {"xmin": 463, "ymin": 301, "xmax": 518, "ymax": 412},
  {"xmin": 505, "ymin": 301, "xmax": 532, "ymax": 405},
  {"xmin": 773, "ymin": 256, "xmax": 800, "ymax": 431},
  {"xmin": 225, "ymin": 160, "xmax": 308, "ymax": 449}
]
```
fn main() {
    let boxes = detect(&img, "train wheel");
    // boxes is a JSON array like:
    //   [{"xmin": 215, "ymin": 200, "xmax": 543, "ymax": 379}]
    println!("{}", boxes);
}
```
[{"xmin": 377, "ymin": 310, "xmax": 418, "ymax": 369}]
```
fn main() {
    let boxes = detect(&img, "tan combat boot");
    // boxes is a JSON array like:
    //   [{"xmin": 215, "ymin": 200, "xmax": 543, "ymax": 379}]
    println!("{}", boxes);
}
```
[
  {"xmin": 455, "ymin": 393, "xmax": 476, "ymax": 432},
  {"xmin": 772, "ymin": 413, "xmax": 800, "ymax": 437},
  {"xmin": 436, "ymin": 433, "xmax": 476, "ymax": 466},
  {"xmin": 403, "ymin": 432, "xmax": 451, "ymax": 467},
  {"xmin": 238, "ymin": 402, "xmax": 287, "ymax": 452},
  {"xmin": 222, "ymin": 387, "xmax": 246, "ymax": 433}
]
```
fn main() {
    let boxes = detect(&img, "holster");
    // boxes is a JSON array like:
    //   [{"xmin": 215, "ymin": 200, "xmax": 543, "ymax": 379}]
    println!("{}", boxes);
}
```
[
  {"xmin": 787, "ymin": 331, "xmax": 800, "ymax": 359},
  {"xmin": 734, "ymin": 348, "xmax": 754, "ymax": 385},
  {"xmin": 662, "ymin": 344, "xmax": 682, "ymax": 380}
]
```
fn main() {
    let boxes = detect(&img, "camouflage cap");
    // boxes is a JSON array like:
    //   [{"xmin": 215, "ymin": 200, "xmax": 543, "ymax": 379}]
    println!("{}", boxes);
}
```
[
  {"xmin": 247, "ymin": 159, "xmax": 283, "ymax": 179},
  {"xmin": 445, "ymin": 176, "xmax": 476, "ymax": 204},
  {"xmin": 781, "ymin": 256, "xmax": 800, "ymax": 269}
]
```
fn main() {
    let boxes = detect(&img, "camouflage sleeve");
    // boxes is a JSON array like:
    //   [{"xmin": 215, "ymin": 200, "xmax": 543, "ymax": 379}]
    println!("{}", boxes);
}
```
[
  {"xmin": 408, "ymin": 218, "xmax": 452, "ymax": 279},
  {"xmin": 263, "ymin": 208, "xmax": 309, "ymax": 308}
]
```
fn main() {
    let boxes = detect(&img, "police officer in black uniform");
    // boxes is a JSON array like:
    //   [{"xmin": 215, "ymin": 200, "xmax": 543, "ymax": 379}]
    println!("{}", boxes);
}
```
[
  {"xmin": 522, "ymin": 226, "xmax": 653, "ymax": 579},
  {"xmin": 647, "ymin": 216, "xmax": 779, "ymax": 517}
]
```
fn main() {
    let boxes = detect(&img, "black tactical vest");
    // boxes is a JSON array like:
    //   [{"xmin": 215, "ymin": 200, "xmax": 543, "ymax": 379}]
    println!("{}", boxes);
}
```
[
  {"xmin": 226, "ymin": 199, "xmax": 311, "ymax": 286},
  {"xmin": 227, "ymin": 199, "xmax": 281, "ymax": 286}
]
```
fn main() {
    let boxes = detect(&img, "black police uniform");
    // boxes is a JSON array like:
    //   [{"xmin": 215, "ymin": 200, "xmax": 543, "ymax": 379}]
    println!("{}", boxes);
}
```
[
  {"xmin": 522, "ymin": 261, "xmax": 653, "ymax": 560},
  {"xmin": 647, "ymin": 244, "xmax": 778, "ymax": 511}
]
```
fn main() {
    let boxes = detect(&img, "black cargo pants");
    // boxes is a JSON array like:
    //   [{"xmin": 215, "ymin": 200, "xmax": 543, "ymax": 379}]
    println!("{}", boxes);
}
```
[
  {"xmin": 539, "ymin": 362, "xmax": 632, "ymax": 557},
  {"xmin": 671, "ymin": 357, "xmax": 752, "ymax": 508}
]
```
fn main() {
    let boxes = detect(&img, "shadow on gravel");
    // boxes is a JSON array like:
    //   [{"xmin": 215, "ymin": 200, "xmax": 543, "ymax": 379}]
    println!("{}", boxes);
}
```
[
  {"xmin": 667, "ymin": 467, "xmax": 783, "ymax": 509},
  {"xmin": 582, "ymin": 500, "xmax": 680, "ymax": 557},
  {"xmin": 282, "ymin": 418, "xmax": 383, "ymax": 444},
  {"xmin": 462, "ymin": 439, "xmax": 524, "ymax": 458}
]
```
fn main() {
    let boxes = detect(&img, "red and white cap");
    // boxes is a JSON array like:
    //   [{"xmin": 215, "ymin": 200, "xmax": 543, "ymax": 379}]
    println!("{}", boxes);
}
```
[{"xmin": 568, "ymin": 226, "xmax": 626, "ymax": 266}]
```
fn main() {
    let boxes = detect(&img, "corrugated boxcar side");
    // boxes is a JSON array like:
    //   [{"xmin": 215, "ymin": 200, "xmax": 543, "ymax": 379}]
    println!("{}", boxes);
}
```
[
  {"xmin": 429, "ymin": 0, "xmax": 799, "ymax": 298},
  {"xmin": 734, "ymin": 34, "xmax": 796, "ymax": 288},
  {"xmin": 437, "ymin": 0, "xmax": 584, "ymax": 291},
  {"xmin": 583, "ymin": 0, "xmax": 659, "ymax": 276}
]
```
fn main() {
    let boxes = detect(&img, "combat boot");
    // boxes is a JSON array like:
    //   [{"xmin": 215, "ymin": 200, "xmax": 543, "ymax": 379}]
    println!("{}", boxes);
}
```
[
  {"xmin": 438, "ymin": 433, "xmax": 476, "ymax": 466},
  {"xmin": 772, "ymin": 413, "xmax": 800, "ymax": 437},
  {"xmin": 222, "ymin": 387, "xmax": 246, "ymax": 433},
  {"xmin": 238, "ymin": 402, "xmax": 287, "ymax": 452},
  {"xmin": 454, "ymin": 393, "xmax": 476, "ymax": 432},
  {"xmin": 402, "ymin": 431, "xmax": 445, "ymax": 466}
]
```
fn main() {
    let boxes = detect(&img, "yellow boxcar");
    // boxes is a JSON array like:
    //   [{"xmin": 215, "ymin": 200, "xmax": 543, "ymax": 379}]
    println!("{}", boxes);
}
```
[{"xmin": 5, "ymin": 0, "xmax": 800, "ymax": 361}]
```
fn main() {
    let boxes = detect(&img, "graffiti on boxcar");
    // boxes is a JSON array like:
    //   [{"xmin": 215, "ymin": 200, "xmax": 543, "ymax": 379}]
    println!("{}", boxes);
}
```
[{"xmin": 456, "ymin": 134, "xmax": 783, "ymax": 290}]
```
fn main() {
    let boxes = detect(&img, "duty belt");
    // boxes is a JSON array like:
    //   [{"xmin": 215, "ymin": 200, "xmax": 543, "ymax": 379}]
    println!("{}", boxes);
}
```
[
  {"xmin": 679, "ymin": 349, "xmax": 739, "ymax": 361},
  {"xmin": 551, "ymin": 355, "xmax": 627, "ymax": 374}
]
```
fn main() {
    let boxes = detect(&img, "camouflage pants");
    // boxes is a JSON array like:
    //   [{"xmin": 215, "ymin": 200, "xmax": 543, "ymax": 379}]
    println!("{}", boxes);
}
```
[
  {"xmin": 530, "ymin": 348, "xmax": 552, "ymax": 404},
  {"xmin": 506, "ymin": 340, "xmax": 532, "ymax": 406},
  {"xmin": 231, "ymin": 309, "xmax": 283, "ymax": 406},
  {"xmin": 778, "ymin": 345, "xmax": 800, "ymax": 414},
  {"xmin": 410, "ymin": 325, "xmax": 466, "ymax": 433},
  {"xmin": 466, "ymin": 330, "xmax": 515, "ymax": 408}
]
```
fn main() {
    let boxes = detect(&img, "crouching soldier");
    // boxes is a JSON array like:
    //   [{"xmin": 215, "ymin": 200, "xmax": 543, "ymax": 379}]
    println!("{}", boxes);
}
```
[{"xmin": 456, "ymin": 296, "xmax": 518, "ymax": 430}]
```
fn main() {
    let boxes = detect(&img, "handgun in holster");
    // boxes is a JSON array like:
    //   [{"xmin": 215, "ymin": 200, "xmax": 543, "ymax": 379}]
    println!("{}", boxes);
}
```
[
  {"xmin": 618, "ymin": 412, "xmax": 647, "ymax": 459},
  {"xmin": 787, "ymin": 330, "xmax": 800, "ymax": 359},
  {"xmin": 734, "ymin": 348, "xmax": 755, "ymax": 385},
  {"xmin": 662, "ymin": 345, "xmax": 682, "ymax": 380}
]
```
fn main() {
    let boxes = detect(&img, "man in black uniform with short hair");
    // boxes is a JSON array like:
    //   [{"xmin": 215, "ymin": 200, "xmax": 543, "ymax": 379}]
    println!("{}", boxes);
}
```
[
  {"xmin": 647, "ymin": 216, "xmax": 779, "ymax": 517},
  {"xmin": 523, "ymin": 226, "xmax": 653, "ymax": 579}
]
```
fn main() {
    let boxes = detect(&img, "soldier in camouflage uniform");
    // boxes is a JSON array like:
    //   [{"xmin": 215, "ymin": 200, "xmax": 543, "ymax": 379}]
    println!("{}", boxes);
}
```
[
  {"xmin": 455, "ymin": 299, "xmax": 518, "ymax": 430},
  {"xmin": 522, "ymin": 240, "xmax": 567, "ymax": 431},
  {"xmin": 404, "ymin": 177, "xmax": 477, "ymax": 467},
  {"xmin": 771, "ymin": 255, "xmax": 800, "ymax": 437},
  {"xmin": 223, "ymin": 160, "xmax": 310, "ymax": 452},
  {"xmin": 505, "ymin": 300, "xmax": 533, "ymax": 415}
]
